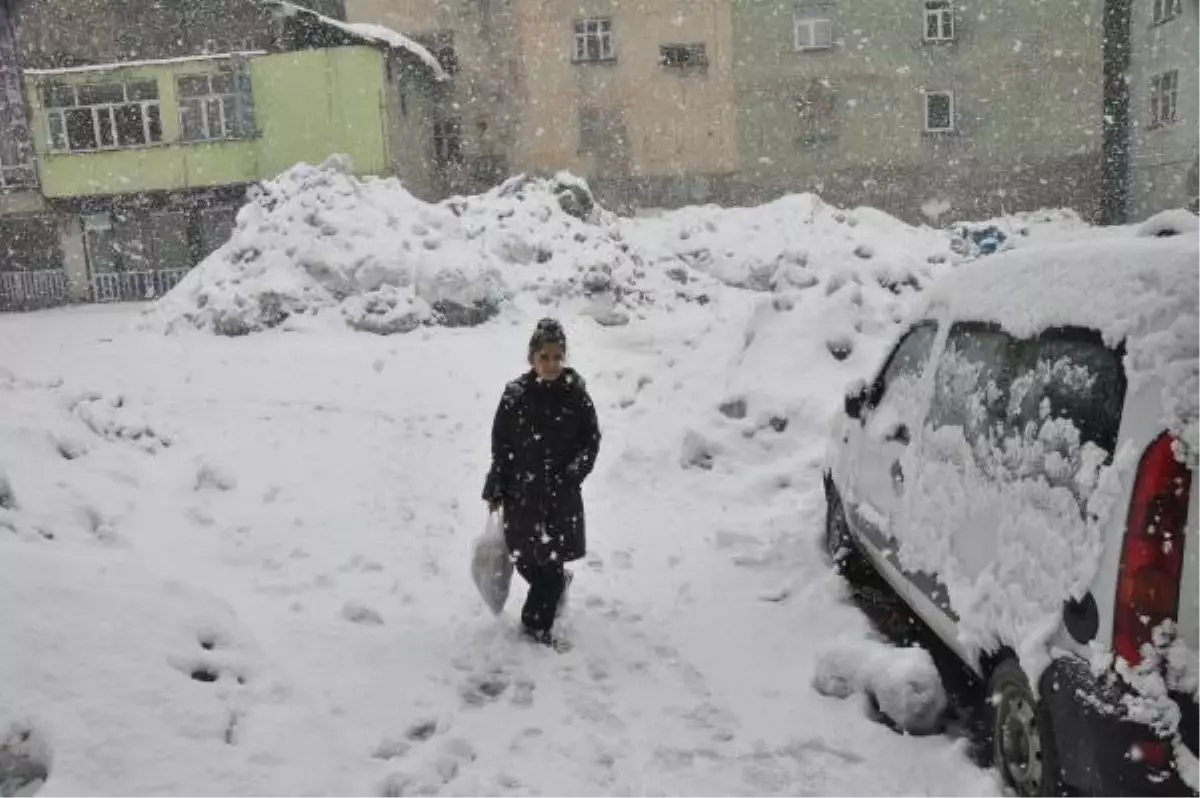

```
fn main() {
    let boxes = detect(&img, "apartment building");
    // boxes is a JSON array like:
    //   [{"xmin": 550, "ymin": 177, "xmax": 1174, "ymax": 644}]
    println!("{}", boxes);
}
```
[
  {"xmin": 343, "ymin": 0, "xmax": 519, "ymax": 194},
  {"xmin": 0, "ymin": 1, "xmax": 443, "ymax": 309},
  {"xmin": 347, "ymin": 0, "xmax": 740, "ymax": 207},
  {"xmin": 1126, "ymin": 0, "xmax": 1198, "ymax": 219},
  {"xmin": 731, "ymin": 0, "xmax": 1105, "ymax": 223}
]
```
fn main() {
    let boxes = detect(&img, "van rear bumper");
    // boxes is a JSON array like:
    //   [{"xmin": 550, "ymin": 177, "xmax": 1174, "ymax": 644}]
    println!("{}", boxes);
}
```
[{"xmin": 1040, "ymin": 657, "xmax": 1197, "ymax": 796}]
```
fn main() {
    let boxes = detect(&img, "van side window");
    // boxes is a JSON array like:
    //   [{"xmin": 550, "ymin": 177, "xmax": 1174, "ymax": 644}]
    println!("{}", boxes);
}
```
[
  {"xmin": 878, "ymin": 321, "xmax": 939, "ymax": 397},
  {"xmin": 927, "ymin": 323, "xmax": 1127, "ymax": 500},
  {"xmin": 1006, "ymin": 328, "xmax": 1127, "ymax": 463},
  {"xmin": 927, "ymin": 323, "xmax": 1012, "ymax": 446}
]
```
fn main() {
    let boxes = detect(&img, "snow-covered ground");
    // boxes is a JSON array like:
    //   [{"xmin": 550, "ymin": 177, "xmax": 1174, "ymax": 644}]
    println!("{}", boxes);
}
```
[
  {"xmin": 5, "ymin": 171, "xmax": 1122, "ymax": 795},
  {"xmin": 0, "ymin": 294, "xmax": 1003, "ymax": 795}
]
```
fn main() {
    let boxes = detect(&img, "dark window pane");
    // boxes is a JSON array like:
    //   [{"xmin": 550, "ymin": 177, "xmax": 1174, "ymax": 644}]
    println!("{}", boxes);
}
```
[
  {"xmin": 221, "ymin": 96, "xmax": 238, "ymax": 136},
  {"xmin": 127, "ymin": 80, "xmax": 159, "ymax": 101},
  {"xmin": 180, "ymin": 99, "xmax": 204, "ymax": 141},
  {"xmin": 79, "ymin": 83, "xmax": 125, "ymax": 105},
  {"xmin": 1008, "ymin": 333, "xmax": 1125, "ymax": 456},
  {"xmin": 146, "ymin": 104, "xmax": 162, "ymax": 143},
  {"xmin": 48, "ymin": 113, "xmax": 67, "ymax": 150},
  {"xmin": 881, "ymin": 322, "xmax": 939, "ymax": 390},
  {"xmin": 210, "ymin": 72, "xmax": 234, "ymax": 94},
  {"xmin": 43, "ymin": 83, "xmax": 76, "ymax": 108},
  {"xmin": 177, "ymin": 75, "xmax": 209, "ymax": 98},
  {"xmin": 97, "ymin": 108, "xmax": 114, "ymax": 147},
  {"xmin": 927, "ymin": 93, "xmax": 952, "ymax": 129},
  {"xmin": 65, "ymin": 108, "xmax": 98, "ymax": 150},
  {"xmin": 114, "ymin": 104, "xmax": 146, "ymax": 146}
]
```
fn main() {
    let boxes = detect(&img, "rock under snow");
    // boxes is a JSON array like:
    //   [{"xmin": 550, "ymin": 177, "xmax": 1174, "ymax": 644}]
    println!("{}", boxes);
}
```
[{"xmin": 812, "ymin": 637, "xmax": 948, "ymax": 735}]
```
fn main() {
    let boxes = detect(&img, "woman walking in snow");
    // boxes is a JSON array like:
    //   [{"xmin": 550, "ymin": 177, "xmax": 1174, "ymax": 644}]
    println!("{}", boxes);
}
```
[{"xmin": 483, "ymin": 318, "xmax": 601, "ymax": 647}]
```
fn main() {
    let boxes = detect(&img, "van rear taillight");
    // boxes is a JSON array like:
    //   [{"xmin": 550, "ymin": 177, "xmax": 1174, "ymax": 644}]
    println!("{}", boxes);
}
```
[{"xmin": 1114, "ymin": 433, "xmax": 1192, "ymax": 666}]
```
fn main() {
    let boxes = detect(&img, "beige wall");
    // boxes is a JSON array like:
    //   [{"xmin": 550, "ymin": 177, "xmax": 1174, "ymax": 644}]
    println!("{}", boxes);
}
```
[
  {"xmin": 347, "ymin": 0, "xmax": 739, "ymax": 190},
  {"xmin": 346, "ymin": 0, "xmax": 520, "ymax": 183},
  {"xmin": 511, "ymin": 0, "xmax": 738, "ymax": 180}
]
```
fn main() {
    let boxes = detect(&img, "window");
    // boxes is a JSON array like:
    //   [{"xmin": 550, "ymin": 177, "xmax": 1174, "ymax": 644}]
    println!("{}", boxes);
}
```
[
  {"xmin": 177, "ymin": 71, "xmax": 253, "ymax": 142},
  {"xmin": 660, "ymin": 43, "xmax": 707, "ymax": 69},
  {"xmin": 82, "ymin": 213, "xmax": 117, "ymax": 274},
  {"xmin": 433, "ymin": 118, "xmax": 463, "ymax": 167},
  {"xmin": 924, "ymin": 0, "xmax": 955, "ymax": 41},
  {"xmin": 880, "ymin": 321, "xmax": 940, "ymax": 393},
  {"xmin": 794, "ymin": 79, "xmax": 839, "ymax": 144},
  {"xmin": 924, "ymin": 90, "xmax": 955, "ymax": 132},
  {"xmin": 573, "ymin": 18, "xmax": 614, "ymax": 62},
  {"xmin": 1152, "ymin": 0, "xmax": 1182, "ymax": 24},
  {"xmin": 793, "ymin": 9, "xmax": 833, "ymax": 51},
  {"xmin": 1150, "ymin": 70, "xmax": 1178, "ymax": 128},
  {"xmin": 43, "ymin": 80, "xmax": 162, "ymax": 153},
  {"xmin": 927, "ymin": 323, "xmax": 1126, "ymax": 495},
  {"xmin": 416, "ymin": 31, "xmax": 458, "ymax": 74}
]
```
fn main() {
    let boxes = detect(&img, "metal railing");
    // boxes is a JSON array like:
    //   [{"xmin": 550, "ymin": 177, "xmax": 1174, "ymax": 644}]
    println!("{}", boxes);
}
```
[
  {"xmin": 91, "ymin": 269, "xmax": 189, "ymax": 303},
  {"xmin": 0, "ymin": 269, "xmax": 67, "ymax": 311}
]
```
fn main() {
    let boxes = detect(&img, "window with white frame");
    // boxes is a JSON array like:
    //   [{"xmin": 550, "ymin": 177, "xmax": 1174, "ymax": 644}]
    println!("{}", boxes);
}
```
[
  {"xmin": 1152, "ymin": 0, "xmax": 1182, "ymax": 24},
  {"xmin": 1150, "ymin": 70, "xmax": 1178, "ymax": 127},
  {"xmin": 924, "ymin": 0, "xmax": 955, "ymax": 41},
  {"xmin": 793, "ymin": 8, "xmax": 833, "ymax": 51},
  {"xmin": 924, "ymin": 90, "xmax": 955, "ymax": 132},
  {"xmin": 43, "ymin": 80, "xmax": 163, "ymax": 153},
  {"xmin": 573, "ymin": 18, "xmax": 614, "ymax": 62},
  {"xmin": 178, "ymin": 72, "xmax": 249, "ymax": 142}
]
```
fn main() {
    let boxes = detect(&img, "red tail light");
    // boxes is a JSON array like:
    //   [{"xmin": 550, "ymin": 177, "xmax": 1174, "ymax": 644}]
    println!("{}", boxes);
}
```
[{"xmin": 1114, "ymin": 432, "xmax": 1192, "ymax": 666}]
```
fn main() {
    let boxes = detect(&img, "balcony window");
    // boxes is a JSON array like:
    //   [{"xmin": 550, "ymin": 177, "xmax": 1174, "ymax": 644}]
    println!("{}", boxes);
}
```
[{"xmin": 44, "ymin": 80, "xmax": 162, "ymax": 153}]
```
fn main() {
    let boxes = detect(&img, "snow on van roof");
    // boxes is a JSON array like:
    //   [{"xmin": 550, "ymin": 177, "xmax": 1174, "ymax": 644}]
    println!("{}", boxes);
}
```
[
  {"xmin": 921, "ymin": 219, "xmax": 1199, "ymax": 462},
  {"xmin": 922, "ymin": 229, "xmax": 1197, "ymax": 347}
]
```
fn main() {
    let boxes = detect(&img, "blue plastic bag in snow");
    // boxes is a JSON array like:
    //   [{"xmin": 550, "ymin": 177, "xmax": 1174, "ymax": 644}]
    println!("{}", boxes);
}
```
[{"xmin": 471, "ymin": 512, "xmax": 513, "ymax": 615}]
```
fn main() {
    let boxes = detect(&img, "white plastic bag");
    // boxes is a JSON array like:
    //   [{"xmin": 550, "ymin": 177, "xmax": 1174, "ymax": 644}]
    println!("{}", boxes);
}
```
[{"xmin": 471, "ymin": 512, "xmax": 513, "ymax": 615}]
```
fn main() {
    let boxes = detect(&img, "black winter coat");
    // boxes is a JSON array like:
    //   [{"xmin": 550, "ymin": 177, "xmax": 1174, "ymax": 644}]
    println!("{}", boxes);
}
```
[{"xmin": 482, "ymin": 368, "xmax": 601, "ymax": 565}]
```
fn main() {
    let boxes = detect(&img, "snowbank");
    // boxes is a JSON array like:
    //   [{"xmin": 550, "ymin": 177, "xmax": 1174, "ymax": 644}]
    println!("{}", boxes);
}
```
[
  {"xmin": 812, "ymin": 637, "xmax": 948, "ymax": 735},
  {"xmin": 619, "ymin": 194, "xmax": 957, "ymax": 293},
  {"xmin": 147, "ymin": 158, "xmax": 713, "ymax": 337}
]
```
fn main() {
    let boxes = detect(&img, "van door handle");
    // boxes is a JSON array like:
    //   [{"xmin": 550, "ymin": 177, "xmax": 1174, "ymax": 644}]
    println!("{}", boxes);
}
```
[{"xmin": 885, "ymin": 424, "xmax": 910, "ymax": 445}]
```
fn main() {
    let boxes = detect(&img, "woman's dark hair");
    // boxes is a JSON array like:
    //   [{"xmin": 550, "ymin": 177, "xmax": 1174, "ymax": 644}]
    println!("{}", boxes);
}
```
[{"xmin": 528, "ymin": 317, "xmax": 567, "ymax": 358}]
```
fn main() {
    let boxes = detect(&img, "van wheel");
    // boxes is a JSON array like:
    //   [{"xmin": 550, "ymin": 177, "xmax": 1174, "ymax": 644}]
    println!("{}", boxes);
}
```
[
  {"xmin": 987, "ymin": 659, "xmax": 1061, "ymax": 796},
  {"xmin": 824, "ymin": 491, "xmax": 860, "ymax": 575}
]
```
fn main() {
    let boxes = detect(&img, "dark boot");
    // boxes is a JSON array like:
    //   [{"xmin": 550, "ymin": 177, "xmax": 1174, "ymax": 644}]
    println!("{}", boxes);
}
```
[{"xmin": 514, "ymin": 558, "xmax": 566, "ymax": 633}]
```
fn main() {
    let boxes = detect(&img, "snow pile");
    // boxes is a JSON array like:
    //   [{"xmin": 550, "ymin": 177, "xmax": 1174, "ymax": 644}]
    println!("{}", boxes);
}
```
[
  {"xmin": 148, "ymin": 158, "xmax": 713, "ymax": 337},
  {"xmin": 812, "ymin": 637, "xmax": 948, "ymax": 735},
  {"xmin": 619, "ymin": 194, "xmax": 957, "ymax": 293}
]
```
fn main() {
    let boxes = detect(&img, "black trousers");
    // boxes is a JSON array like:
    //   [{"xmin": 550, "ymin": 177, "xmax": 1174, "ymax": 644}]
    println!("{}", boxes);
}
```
[{"xmin": 515, "ymin": 557, "xmax": 565, "ymax": 632}]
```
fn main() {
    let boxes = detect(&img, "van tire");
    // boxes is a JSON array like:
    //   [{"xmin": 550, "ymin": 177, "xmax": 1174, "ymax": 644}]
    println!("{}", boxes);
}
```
[{"xmin": 987, "ymin": 659, "xmax": 1062, "ymax": 796}]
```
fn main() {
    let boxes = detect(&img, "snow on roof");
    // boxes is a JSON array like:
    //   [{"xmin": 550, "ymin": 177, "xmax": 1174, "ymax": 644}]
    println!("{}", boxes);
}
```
[
  {"xmin": 266, "ymin": 0, "xmax": 449, "ymax": 81},
  {"xmin": 23, "ymin": 51, "xmax": 267, "ymax": 77}
]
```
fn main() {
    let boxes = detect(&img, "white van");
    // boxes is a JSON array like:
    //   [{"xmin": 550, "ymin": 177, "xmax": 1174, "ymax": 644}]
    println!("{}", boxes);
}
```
[{"xmin": 823, "ymin": 214, "xmax": 1199, "ymax": 796}]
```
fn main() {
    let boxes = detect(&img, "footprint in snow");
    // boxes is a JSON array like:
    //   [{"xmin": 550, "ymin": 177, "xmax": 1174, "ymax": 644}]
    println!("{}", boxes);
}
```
[
  {"xmin": 341, "ymin": 601, "xmax": 384, "ymax": 626},
  {"xmin": 460, "ymin": 671, "xmax": 510, "ymax": 706}
]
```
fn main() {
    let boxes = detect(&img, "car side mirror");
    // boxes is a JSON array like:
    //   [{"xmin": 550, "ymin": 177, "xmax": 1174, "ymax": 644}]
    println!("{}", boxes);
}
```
[{"xmin": 844, "ymin": 381, "xmax": 872, "ymax": 420}]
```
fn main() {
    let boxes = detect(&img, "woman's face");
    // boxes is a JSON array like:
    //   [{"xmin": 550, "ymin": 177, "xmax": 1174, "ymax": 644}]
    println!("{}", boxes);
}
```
[{"xmin": 531, "ymin": 342, "xmax": 566, "ymax": 381}]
